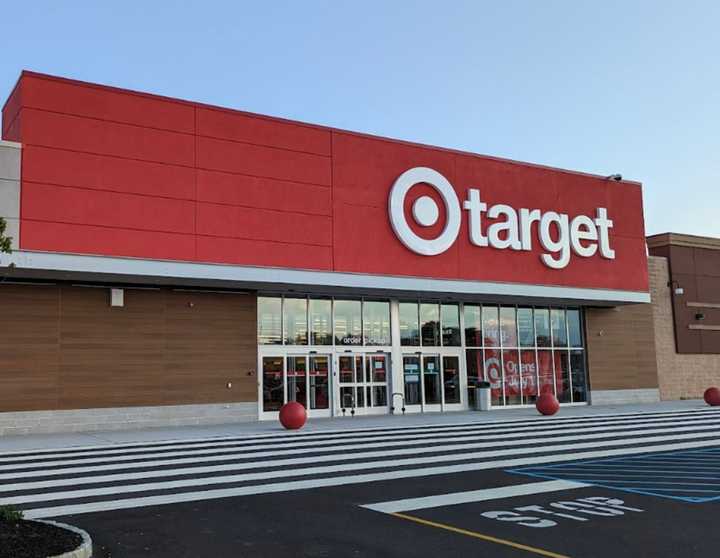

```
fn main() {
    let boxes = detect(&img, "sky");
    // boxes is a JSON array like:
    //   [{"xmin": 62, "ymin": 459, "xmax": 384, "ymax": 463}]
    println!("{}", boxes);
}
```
[{"xmin": 1, "ymin": 0, "xmax": 718, "ymax": 237}]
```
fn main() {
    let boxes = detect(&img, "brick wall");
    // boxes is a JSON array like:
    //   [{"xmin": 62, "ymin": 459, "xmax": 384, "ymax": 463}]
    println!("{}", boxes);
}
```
[{"xmin": 650, "ymin": 255, "xmax": 720, "ymax": 399}]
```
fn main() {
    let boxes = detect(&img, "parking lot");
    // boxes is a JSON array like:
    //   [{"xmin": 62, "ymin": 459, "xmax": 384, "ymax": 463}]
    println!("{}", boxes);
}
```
[{"xmin": 2, "ymin": 404, "xmax": 719, "ymax": 557}]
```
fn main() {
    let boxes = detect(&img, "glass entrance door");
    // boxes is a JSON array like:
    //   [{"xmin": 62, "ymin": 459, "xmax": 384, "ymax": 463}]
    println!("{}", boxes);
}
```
[
  {"xmin": 402, "ymin": 352, "xmax": 463, "ymax": 412},
  {"xmin": 260, "ymin": 354, "xmax": 332, "ymax": 418},
  {"xmin": 335, "ymin": 352, "xmax": 389, "ymax": 416}
]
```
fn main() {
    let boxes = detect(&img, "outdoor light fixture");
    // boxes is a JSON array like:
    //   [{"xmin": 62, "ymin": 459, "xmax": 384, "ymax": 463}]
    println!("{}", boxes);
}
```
[
  {"xmin": 110, "ymin": 288, "xmax": 124, "ymax": 307},
  {"xmin": 696, "ymin": 313, "xmax": 706, "ymax": 321},
  {"xmin": 668, "ymin": 280, "xmax": 684, "ymax": 296},
  {"xmin": 606, "ymin": 174, "xmax": 623, "ymax": 181}
]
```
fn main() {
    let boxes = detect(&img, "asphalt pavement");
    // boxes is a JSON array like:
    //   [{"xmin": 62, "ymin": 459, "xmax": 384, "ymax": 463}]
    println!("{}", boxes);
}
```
[{"xmin": 1, "ymin": 403, "xmax": 720, "ymax": 557}]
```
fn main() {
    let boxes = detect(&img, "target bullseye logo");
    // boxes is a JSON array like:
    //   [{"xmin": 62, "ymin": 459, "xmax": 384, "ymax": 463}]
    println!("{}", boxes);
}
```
[
  {"xmin": 388, "ymin": 167, "xmax": 461, "ymax": 256},
  {"xmin": 388, "ymin": 166, "xmax": 617, "ymax": 269}
]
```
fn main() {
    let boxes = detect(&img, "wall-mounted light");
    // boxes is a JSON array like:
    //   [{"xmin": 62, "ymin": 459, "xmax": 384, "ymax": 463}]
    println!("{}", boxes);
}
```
[
  {"xmin": 668, "ymin": 280, "xmax": 684, "ymax": 296},
  {"xmin": 110, "ymin": 288, "xmax": 124, "ymax": 307},
  {"xmin": 696, "ymin": 313, "xmax": 706, "ymax": 321}
]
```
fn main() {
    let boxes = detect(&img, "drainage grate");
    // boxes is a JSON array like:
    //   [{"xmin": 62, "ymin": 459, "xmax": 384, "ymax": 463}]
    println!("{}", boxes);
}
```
[{"xmin": 507, "ymin": 447, "xmax": 720, "ymax": 503}]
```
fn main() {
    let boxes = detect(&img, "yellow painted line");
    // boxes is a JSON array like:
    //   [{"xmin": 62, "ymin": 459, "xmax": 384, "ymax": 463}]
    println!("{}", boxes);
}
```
[{"xmin": 391, "ymin": 512, "xmax": 571, "ymax": 558}]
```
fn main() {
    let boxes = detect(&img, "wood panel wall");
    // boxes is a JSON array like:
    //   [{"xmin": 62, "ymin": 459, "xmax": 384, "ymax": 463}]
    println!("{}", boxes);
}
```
[
  {"xmin": 585, "ymin": 303, "xmax": 659, "ymax": 390},
  {"xmin": 0, "ymin": 284, "xmax": 257, "ymax": 412}
]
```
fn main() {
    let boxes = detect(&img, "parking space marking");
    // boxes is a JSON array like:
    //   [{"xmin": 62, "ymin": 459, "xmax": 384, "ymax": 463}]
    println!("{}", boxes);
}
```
[
  {"xmin": 362, "ymin": 479, "xmax": 587, "ymax": 513},
  {"xmin": 509, "ymin": 446, "xmax": 720, "ymax": 502},
  {"xmin": 390, "ymin": 512, "xmax": 570, "ymax": 558}
]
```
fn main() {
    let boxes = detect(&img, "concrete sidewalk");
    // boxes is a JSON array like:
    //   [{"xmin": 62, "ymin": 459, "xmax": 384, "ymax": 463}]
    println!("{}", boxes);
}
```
[{"xmin": 0, "ymin": 399, "xmax": 710, "ymax": 453}]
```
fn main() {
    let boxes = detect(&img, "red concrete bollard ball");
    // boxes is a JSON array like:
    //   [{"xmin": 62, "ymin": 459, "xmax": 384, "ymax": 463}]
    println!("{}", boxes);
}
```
[
  {"xmin": 704, "ymin": 387, "xmax": 720, "ymax": 407},
  {"xmin": 279, "ymin": 401, "xmax": 307, "ymax": 430},
  {"xmin": 536, "ymin": 392, "xmax": 560, "ymax": 416}
]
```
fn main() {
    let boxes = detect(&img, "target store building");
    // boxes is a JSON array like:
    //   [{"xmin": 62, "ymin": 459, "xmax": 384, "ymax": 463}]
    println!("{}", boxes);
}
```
[{"xmin": 0, "ymin": 72, "xmax": 672, "ymax": 434}]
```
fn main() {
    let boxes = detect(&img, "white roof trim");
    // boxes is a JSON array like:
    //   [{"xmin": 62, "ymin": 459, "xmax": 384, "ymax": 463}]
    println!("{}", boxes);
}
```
[{"xmin": 2, "ymin": 250, "xmax": 651, "ymax": 304}]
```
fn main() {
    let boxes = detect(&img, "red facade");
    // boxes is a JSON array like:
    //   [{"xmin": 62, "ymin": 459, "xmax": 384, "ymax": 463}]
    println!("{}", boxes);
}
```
[{"xmin": 2, "ymin": 72, "xmax": 649, "ymax": 293}]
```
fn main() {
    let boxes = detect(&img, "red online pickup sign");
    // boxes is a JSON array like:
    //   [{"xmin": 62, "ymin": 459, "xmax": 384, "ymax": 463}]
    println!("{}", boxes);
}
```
[{"xmin": 2, "ymin": 72, "xmax": 648, "ymax": 293}]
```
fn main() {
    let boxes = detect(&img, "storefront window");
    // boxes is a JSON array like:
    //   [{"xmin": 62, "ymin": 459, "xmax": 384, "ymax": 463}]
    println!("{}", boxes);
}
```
[
  {"xmin": 517, "ymin": 308, "xmax": 534, "ymax": 347},
  {"xmin": 420, "ymin": 303, "xmax": 441, "ymax": 346},
  {"xmin": 309, "ymin": 298, "xmax": 332, "ymax": 345},
  {"xmin": 441, "ymin": 304, "xmax": 461, "ymax": 346},
  {"xmin": 399, "ymin": 302, "xmax": 420, "ymax": 346},
  {"xmin": 334, "ymin": 300, "xmax": 362, "ymax": 345},
  {"xmin": 258, "ymin": 297, "xmax": 282, "ymax": 345},
  {"xmin": 567, "ymin": 309, "xmax": 583, "ymax": 348},
  {"xmin": 465, "ymin": 349, "xmax": 482, "ymax": 408},
  {"xmin": 534, "ymin": 309, "xmax": 551, "ymax": 347},
  {"xmin": 283, "ymin": 297, "xmax": 308, "ymax": 345},
  {"xmin": 363, "ymin": 301, "xmax": 391, "ymax": 345},
  {"xmin": 551, "ymin": 309, "xmax": 567, "ymax": 348},
  {"xmin": 483, "ymin": 348, "xmax": 503, "ymax": 406},
  {"xmin": 502, "ymin": 349, "xmax": 521, "ymax": 405},
  {"xmin": 500, "ymin": 307, "xmax": 518, "ymax": 347},
  {"xmin": 464, "ymin": 305, "xmax": 482, "ymax": 347},
  {"xmin": 553, "ymin": 350, "xmax": 572, "ymax": 403},
  {"xmin": 570, "ymin": 350, "xmax": 587, "ymax": 402},
  {"xmin": 537, "ymin": 349, "xmax": 554, "ymax": 395},
  {"xmin": 520, "ymin": 349, "xmax": 538, "ymax": 404},
  {"xmin": 482, "ymin": 306, "xmax": 500, "ymax": 347}
]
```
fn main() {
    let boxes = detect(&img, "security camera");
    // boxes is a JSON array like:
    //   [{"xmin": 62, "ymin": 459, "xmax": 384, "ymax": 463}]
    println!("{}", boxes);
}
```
[{"xmin": 606, "ymin": 174, "xmax": 622, "ymax": 182}]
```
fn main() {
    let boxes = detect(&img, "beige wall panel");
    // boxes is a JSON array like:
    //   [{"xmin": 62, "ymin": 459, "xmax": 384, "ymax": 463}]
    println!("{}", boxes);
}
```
[{"xmin": 585, "ymin": 299, "xmax": 659, "ymax": 391}]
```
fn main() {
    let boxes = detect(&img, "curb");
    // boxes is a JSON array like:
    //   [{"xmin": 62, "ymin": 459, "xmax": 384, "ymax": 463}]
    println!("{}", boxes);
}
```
[{"xmin": 35, "ymin": 519, "xmax": 93, "ymax": 558}]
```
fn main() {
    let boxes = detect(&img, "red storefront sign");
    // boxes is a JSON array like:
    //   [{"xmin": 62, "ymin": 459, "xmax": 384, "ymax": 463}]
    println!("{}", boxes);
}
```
[{"xmin": 2, "ymin": 72, "xmax": 648, "ymax": 294}]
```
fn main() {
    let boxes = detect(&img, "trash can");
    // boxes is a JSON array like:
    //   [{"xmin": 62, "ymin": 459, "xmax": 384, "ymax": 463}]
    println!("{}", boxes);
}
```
[{"xmin": 475, "ymin": 381, "xmax": 491, "ymax": 411}]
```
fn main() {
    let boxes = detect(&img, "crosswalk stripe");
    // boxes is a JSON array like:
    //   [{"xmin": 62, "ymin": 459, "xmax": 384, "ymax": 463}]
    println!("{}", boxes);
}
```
[
  {"xmin": 2, "ymin": 407, "xmax": 716, "ymax": 459},
  {"xmin": 4, "ymin": 413, "xmax": 719, "ymax": 472},
  {"xmin": 2, "ymin": 422, "xmax": 720, "ymax": 490},
  {"xmin": 3, "ymin": 430, "xmax": 720, "ymax": 505},
  {"xmin": 6, "ymin": 411, "xmax": 715, "ymax": 463},
  {"xmin": 2, "ymin": 409, "xmax": 719, "ymax": 520},
  {"xmin": 20, "ymin": 438, "xmax": 720, "ymax": 519}
]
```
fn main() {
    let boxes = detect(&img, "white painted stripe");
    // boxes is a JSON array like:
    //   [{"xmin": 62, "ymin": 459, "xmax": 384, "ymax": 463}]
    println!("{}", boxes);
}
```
[
  {"xmin": 1, "ymin": 406, "xmax": 714, "ymax": 457},
  {"xmin": 3, "ymin": 422, "xmax": 720, "ymax": 483},
  {"xmin": 4, "ymin": 431, "xmax": 720, "ymax": 503},
  {"xmin": 361, "ymin": 480, "xmax": 588, "ymax": 513},
  {"xmin": 2, "ymin": 411, "xmax": 714, "ymax": 465},
  {"xmin": 21, "ymin": 438, "xmax": 720, "ymax": 519},
  {"xmin": 6, "ymin": 250, "xmax": 651, "ymax": 304},
  {"xmin": 12, "ymin": 430, "xmax": 720, "ymax": 493},
  {"xmin": 4, "ymin": 415, "xmax": 719, "ymax": 472}
]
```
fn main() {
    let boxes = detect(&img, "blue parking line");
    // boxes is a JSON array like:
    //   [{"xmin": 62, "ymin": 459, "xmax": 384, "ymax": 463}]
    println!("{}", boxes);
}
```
[{"xmin": 507, "ymin": 446, "xmax": 720, "ymax": 503}]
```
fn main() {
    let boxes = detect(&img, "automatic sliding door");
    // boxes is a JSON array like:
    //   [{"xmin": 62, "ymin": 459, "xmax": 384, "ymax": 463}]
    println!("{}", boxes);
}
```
[
  {"xmin": 286, "ymin": 356, "xmax": 308, "ymax": 407},
  {"xmin": 442, "ymin": 355, "xmax": 460, "ymax": 405},
  {"xmin": 403, "ymin": 355, "xmax": 421, "ymax": 406},
  {"xmin": 262, "ymin": 356, "xmax": 284, "ymax": 412},
  {"xmin": 366, "ymin": 354, "xmax": 388, "ymax": 408},
  {"xmin": 309, "ymin": 355, "xmax": 330, "ymax": 411},
  {"xmin": 337, "ymin": 353, "xmax": 390, "ymax": 415},
  {"xmin": 423, "ymin": 355, "xmax": 441, "ymax": 406}
]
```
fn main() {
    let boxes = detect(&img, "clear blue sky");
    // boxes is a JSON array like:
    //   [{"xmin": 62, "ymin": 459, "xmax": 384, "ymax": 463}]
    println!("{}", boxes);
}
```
[{"xmin": 2, "ymin": 1, "xmax": 717, "ymax": 237}]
